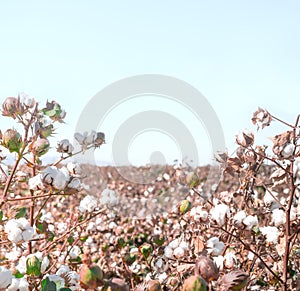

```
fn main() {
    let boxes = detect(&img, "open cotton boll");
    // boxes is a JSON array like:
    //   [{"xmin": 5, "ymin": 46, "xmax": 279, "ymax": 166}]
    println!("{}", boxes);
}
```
[
  {"xmin": 233, "ymin": 210, "xmax": 247, "ymax": 225},
  {"xmin": 206, "ymin": 237, "xmax": 225, "ymax": 256},
  {"xmin": 260, "ymin": 226, "xmax": 280, "ymax": 244},
  {"xmin": 4, "ymin": 218, "xmax": 34, "ymax": 243},
  {"xmin": 79, "ymin": 195, "xmax": 98, "ymax": 213},
  {"xmin": 210, "ymin": 203, "xmax": 230, "ymax": 226},
  {"xmin": 243, "ymin": 215, "xmax": 258, "ymax": 230},
  {"xmin": 173, "ymin": 246, "xmax": 185, "ymax": 258},
  {"xmin": 7, "ymin": 277, "xmax": 29, "ymax": 291},
  {"xmin": 0, "ymin": 266, "xmax": 12, "ymax": 289},
  {"xmin": 164, "ymin": 246, "xmax": 173, "ymax": 259},
  {"xmin": 271, "ymin": 208, "xmax": 286, "ymax": 226}
]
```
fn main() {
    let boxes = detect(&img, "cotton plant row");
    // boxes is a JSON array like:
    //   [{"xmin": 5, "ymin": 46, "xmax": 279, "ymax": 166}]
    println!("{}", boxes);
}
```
[{"xmin": 0, "ymin": 95, "xmax": 110, "ymax": 290}]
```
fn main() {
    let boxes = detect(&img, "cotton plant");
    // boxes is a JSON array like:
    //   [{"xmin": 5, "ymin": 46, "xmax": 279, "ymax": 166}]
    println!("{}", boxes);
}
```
[
  {"xmin": 183, "ymin": 107, "xmax": 300, "ymax": 290},
  {"xmin": 0, "ymin": 95, "xmax": 106, "ymax": 290}
]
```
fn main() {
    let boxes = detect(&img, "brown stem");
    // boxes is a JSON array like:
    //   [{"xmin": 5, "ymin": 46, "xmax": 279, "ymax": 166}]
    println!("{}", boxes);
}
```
[
  {"xmin": 271, "ymin": 115, "xmax": 295, "ymax": 129},
  {"xmin": 282, "ymin": 159, "xmax": 296, "ymax": 290}
]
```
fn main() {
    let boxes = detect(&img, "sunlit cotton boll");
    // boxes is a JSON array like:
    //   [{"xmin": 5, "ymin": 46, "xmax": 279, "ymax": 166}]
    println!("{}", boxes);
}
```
[
  {"xmin": 224, "ymin": 251, "xmax": 237, "ymax": 269},
  {"xmin": 210, "ymin": 203, "xmax": 230, "ymax": 226},
  {"xmin": 42, "ymin": 166, "xmax": 70, "ymax": 190},
  {"xmin": 100, "ymin": 188, "xmax": 119, "ymax": 206},
  {"xmin": 79, "ymin": 195, "xmax": 98, "ymax": 213},
  {"xmin": 271, "ymin": 208, "xmax": 286, "ymax": 226},
  {"xmin": 164, "ymin": 246, "xmax": 173, "ymax": 259},
  {"xmin": 206, "ymin": 237, "xmax": 225, "ymax": 256},
  {"xmin": 233, "ymin": 210, "xmax": 247, "ymax": 226},
  {"xmin": 0, "ymin": 266, "xmax": 12, "ymax": 289},
  {"xmin": 7, "ymin": 277, "xmax": 29, "ymax": 291},
  {"xmin": 173, "ymin": 246, "xmax": 185, "ymax": 258},
  {"xmin": 260, "ymin": 226, "xmax": 280, "ymax": 244},
  {"xmin": 243, "ymin": 215, "xmax": 258, "ymax": 230},
  {"xmin": 4, "ymin": 218, "xmax": 34, "ymax": 243},
  {"xmin": 29, "ymin": 174, "xmax": 44, "ymax": 190}
]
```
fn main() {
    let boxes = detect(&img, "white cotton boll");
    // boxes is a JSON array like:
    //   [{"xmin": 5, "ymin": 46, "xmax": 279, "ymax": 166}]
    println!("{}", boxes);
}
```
[
  {"xmin": 0, "ymin": 266, "xmax": 12, "ymax": 289},
  {"xmin": 67, "ymin": 162, "xmax": 81, "ymax": 176},
  {"xmin": 282, "ymin": 143, "xmax": 295, "ymax": 158},
  {"xmin": 224, "ymin": 252, "xmax": 237, "ymax": 268},
  {"xmin": 67, "ymin": 178, "xmax": 81, "ymax": 190},
  {"xmin": 67, "ymin": 271, "xmax": 80, "ymax": 285},
  {"xmin": 86, "ymin": 221, "xmax": 96, "ymax": 231},
  {"xmin": 8, "ymin": 277, "xmax": 29, "ymax": 291},
  {"xmin": 108, "ymin": 221, "xmax": 117, "ymax": 229},
  {"xmin": 16, "ymin": 256, "xmax": 27, "ymax": 274},
  {"xmin": 233, "ymin": 210, "xmax": 247, "ymax": 225},
  {"xmin": 169, "ymin": 238, "xmax": 180, "ymax": 249},
  {"xmin": 7, "ymin": 277, "xmax": 20, "ymax": 291},
  {"xmin": 79, "ymin": 195, "xmax": 98, "ymax": 213},
  {"xmin": 100, "ymin": 188, "xmax": 119, "ymax": 206},
  {"xmin": 41, "ymin": 256, "xmax": 50, "ymax": 273},
  {"xmin": 5, "ymin": 246, "xmax": 22, "ymax": 261},
  {"xmin": 272, "ymin": 209, "xmax": 286, "ymax": 226},
  {"xmin": 54, "ymin": 168, "xmax": 69, "ymax": 190},
  {"xmin": 264, "ymin": 191, "xmax": 280, "ymax": 210},
  {"xmin": 243, "ymin": 215, "xmax": 258, "ymax": 230},
  {"xmin": 22, "ymin": 227, "xmax": 34, "ymax": 242},
  {"xmin": 158, "ymin": 272, "xmax": 168, "ymax": 283},
  {"xmin": 173, "ymin": 246, "xmax": 185, "ymax": 258},
  {"xmin": 199, "ymin": 210, "xmax": 209, "ymax": 221},
  {"xmin": 56, "ymin": 222, "xmax": 67, "ymax": 233},
  {"xmin": 213, "ymin": 255, "xmax": 224, "ymax": 270},
  {"xmin": 8, "ymin": 228, "xmax": 23, "ymax": 243},
  {"xmin": 17, "ymin": 277, "xmax": 29, "ymax": 291},
  {"xmin": 56, "ymin": 265, "xmax": 71, "ymax": 276},
  {"xmin": 248, "ymin": 251, "xmax": 255, "ymax": 260},
  {"xmin": 206, "ymin": 237, "xmax": 225, "ymax": 256},
  {"xmin": 164, "ymin": 246, "xmax": 173, "ymax": 259},
  {"xmin": 210, "ymin": 203, "xmax": 230, "ymax": 226},
  {"xmin": 68, "ymin": 245, "xmax": 81, "ymax": 259},
  {"xmin": 29, "ymin": 174, "xmax": 44, "ymax": 190},
  {"xmin": 260, "ymin": 226, "xmax": 280, "ymax": 243},
  {"xmin": 179, "ymin": 241, "xmax": 189, "ymax": 251}
]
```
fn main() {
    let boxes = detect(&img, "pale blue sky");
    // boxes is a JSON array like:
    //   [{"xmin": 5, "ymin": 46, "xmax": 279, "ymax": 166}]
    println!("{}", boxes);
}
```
[{"xmin": 0, "ymin": 1, "xmax": 299, "ymax": 165}]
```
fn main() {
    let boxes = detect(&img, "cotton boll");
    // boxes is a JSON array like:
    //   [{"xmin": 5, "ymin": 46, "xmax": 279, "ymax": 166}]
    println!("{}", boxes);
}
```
[
  {"xmin": 79, "ymin": 195, "xmax": 98, "ymax": 213},
  {"xmin": 0, "ymin": 266, "xmax": 12, "ymax": 289},
  {"xmin": 213, "ymin": 255, "xmax": 224, "ymax": 270},
  {"xmin": 233, "ymin": 210, "xmax": 246, "ymax": 225},
  {"xmin": 206, "ymin": 237, "xmax": 225, "ymax": 256},
  {"xmin": 164, "ymin": 246, "xmax": 173, "ymax": 259},
  {"xmin": 260, "ymin": 226, "xmax": 280, "ymax": 244},
  {"xmin": 271, "ymin": 209, "xmax": 286, "ymax": 226},
  {"xmin": 169, "ymin": 238, "xmax": 180, "ymax": 249},
  {"xmin": 7, "ymin": 277, "xmax": 29, "ymax": 291},
  {"xmin": 210, "ymin": 204, "xmax": 230, "ymax": 226},
  {"xmin": 243, "ymin": 215, "xmax": 258, "ymax": 230},
  {"xmin": 173, "ymin": 247, "xmax": 185, "ymax": 258}
]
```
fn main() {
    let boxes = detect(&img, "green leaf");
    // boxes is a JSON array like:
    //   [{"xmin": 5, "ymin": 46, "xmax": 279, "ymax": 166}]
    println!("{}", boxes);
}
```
[
  {"xmin": 67, "ymin": 236, "xmax": 74, "ymax": 244},
  {"xmin": 0, "ymin": 210, "xmax": 3, "ymax": 221},
  {"xmin": 13, "ymin": 270, "xmax": 24, "ymax": 278},
  {"xmin": 59, "ymin": 289, "xmax": 72, "ymax": 291},
  {"xmin": 42, "ymin": 278, "xmax": 57, "ymax": 291},
  {"xmin": 15, "ymin": 207, "xmax": 27, "ymax": 219}
]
